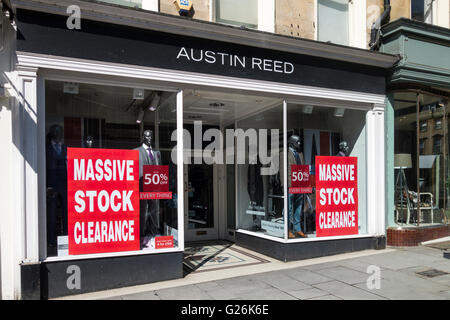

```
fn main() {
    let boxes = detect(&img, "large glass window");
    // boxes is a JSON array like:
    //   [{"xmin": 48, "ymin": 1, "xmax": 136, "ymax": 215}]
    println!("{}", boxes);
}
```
[
  {"xmin": 286, "ymin": 104, "xmax": 367, "ymax": 239},
  {"xmin": 393, "ymin": 92, "xmax": 449, "ymax": 226},
  {"xmin": 317, "ymin": 0, "xmax": 349, "ymax": 45},
  {"xmin": 236, "ymin": 104, "xmax": 284, "ymax": 239},
  {"xmin": 215, "ymin": 0, "xmax": 258, "ymax": 29},
  {"xmin": 45, "ymin": 80, "xmax": 179, "ymax": 257}
]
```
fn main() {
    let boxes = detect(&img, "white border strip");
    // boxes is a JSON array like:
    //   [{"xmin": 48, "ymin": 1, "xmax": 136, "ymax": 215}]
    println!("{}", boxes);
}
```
[
  {"xmin": 17, "ymin": 53, "xmax": 386, "ymax": 106},
  {"xmin": 237, "ymin": 229, "xmax": 377, "ymax": 243},
  {"xmin": 43, "ymin": 247, "xmax": 183, "ymax": 262}
]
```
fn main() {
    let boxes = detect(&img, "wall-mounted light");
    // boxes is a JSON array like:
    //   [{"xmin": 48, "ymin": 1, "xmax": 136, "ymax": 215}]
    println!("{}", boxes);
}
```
[
  {"xmin": 334, "ymin": 108, "xmax": 345, "ymax": 118},
  {"xmin": 303, "ymin": 105, "xmax": 313, "ymax": 114},
  {"xmin": 136, "ymin": 107, "xmax": 145, "ymax": 124}
]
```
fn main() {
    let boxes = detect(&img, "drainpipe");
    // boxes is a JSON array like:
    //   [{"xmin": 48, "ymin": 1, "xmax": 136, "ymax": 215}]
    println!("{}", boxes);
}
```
[{"xmin": 369, "ymin": 0, "xmax": 391, "ymax": 50}]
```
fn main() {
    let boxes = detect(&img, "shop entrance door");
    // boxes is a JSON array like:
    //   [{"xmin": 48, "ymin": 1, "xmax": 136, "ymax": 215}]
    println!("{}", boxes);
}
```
[{"xmin": 184, "ymin": 157, "xmax": 220, "ymax": 241}]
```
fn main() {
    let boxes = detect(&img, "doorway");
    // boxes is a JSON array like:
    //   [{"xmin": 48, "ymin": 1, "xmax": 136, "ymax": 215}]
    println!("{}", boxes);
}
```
[{"xmin": 184, "ymin": 160, "xmax": 220, "ymax": 241}]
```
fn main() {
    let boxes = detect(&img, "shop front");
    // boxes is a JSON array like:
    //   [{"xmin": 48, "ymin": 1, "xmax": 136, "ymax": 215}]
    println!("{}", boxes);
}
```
[
  {"xmin": 380, "ymin": 18, "xmax": 450, "ymax": 246},
  {"xmin": 2, "ymin": 1, "xmax": 398, "ymax": 299}
]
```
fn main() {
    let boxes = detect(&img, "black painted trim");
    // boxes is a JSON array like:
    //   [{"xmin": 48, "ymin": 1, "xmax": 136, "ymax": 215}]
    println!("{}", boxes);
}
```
[
  {"xmin": 22, "ymin": 251, "xmax": 183, "ymax": 299},
  {"xmin": 236, "ymin": 232, "xmax": 386, "ymax": 262},
  {"xmin": 16, "ymin": 8, "xmax": 387, "ymax": 95}
]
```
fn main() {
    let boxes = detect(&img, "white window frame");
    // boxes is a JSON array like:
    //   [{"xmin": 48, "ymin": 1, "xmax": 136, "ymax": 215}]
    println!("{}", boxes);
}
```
[{"xmin": 210, "ymin": 0, "xmax": 274, "ymax": 33}]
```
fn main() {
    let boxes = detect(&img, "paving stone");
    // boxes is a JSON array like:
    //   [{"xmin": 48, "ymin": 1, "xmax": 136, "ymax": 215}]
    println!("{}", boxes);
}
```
[
  {"xmin": 307, "ymin": 294, "xmax": 342, "ymax": 300},
  {"xmin": 155, "ymin": 285, "xmax": 213, "ymax": 300},
  {"xmin": 284, "ymin": 269, "xmax": 333, "ymax": 285},
  {"xmin": 353, "ymin": 279, "xmax": 446, "ymax": 300},
  {"xmin": 235, "ymin": 288, "xmax": 297, "ymax": 300},
  {"xmin": 314, "ymin": 281, "xmax": 386, "ymax": 300},
  {"xmin": 288, "ymin": 288, "xmax": 329, "ymax": 300},
  {"xmin": 314, "ymin": 266, "xmax": 369, "ymax": 285},
  {"xmin": 250, "ymin": 273, "xmax": 312, "ymax": 292},
  {"xmin": 120, "ymin": 291, "xmax": 161, "ymax": 300}
]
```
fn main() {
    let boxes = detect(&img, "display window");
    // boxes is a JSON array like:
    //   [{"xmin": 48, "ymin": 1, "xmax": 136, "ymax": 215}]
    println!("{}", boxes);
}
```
[
  {"xmin": 285, "ymin": 103, "xmax": 368, "ymax": 240},
  {"xmin": 236, "ymin": 104, "xmax": 285, "ymax": 239},
  {"xmin": 393, "ymin": 92, "xmax": 450, "ymax": 226},
  {"xmin": 45, "ymin": 80, "xmax": 180, "ymax": 257}
]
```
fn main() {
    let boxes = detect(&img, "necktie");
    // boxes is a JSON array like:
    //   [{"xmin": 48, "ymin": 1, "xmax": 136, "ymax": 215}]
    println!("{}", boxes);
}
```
[{"xmin": 147, "ymin": 148, "xmax": 154, "ymax": 163}]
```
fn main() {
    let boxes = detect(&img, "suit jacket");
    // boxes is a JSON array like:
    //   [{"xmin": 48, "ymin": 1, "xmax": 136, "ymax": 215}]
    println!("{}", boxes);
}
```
[{"xmin": 135, "ymin": 145, "xmax": 162, "ymax": 178}]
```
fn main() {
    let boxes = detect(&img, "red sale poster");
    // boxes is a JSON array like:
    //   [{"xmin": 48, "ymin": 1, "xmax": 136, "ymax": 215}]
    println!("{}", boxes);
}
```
[
  {"xmin": 315, "ymin": 156, "xmax": 358, "ymax": 237},
  {"xmin": 67, "ymin": 148, "xmax": 140, "ymax": 255},
  {"xmin": 289, "ymin": 164, "xmax": 312, "ymax": 194}
]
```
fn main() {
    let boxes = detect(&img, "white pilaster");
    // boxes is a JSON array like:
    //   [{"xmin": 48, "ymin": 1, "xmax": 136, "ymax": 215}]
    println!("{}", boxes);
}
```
[
  {"xmin": 17, "ymin": 65, "xmax": 40, "ymax": 263},
  {"xmin": 366, "ymin": 103, "xmax": 385, "ymax": 236}
]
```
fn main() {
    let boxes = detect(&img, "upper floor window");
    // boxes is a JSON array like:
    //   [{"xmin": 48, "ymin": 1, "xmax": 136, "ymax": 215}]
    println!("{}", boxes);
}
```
[
  {"xmin": 420, "ymin": 120, "xmax": 428, "ymax": 132},
  {"xmin": 215, "ymin": 0, "xmax": 258, "ymax": 29},
  {"xmin": 411, "ymin": 0, "xmax": 433, "ymax": 23},
  {"xmin": 97, "ymin": 0, "xmax": 142, "ymax": 9},
  {"xmin": 317, "ymin": 0, "xmax": 349, "ymax": 45},
  {"xmin": 435, "ymin": 118, "xmax": 442, "ymax": 130}
]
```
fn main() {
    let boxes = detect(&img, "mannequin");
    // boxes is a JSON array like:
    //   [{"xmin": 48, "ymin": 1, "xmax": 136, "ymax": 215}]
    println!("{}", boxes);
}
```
[
  {"xmin": 135, "ymin": 130, "xmax": 162, "ymax": 248},
  {"xmin": 247, "ymin": 152, "xmax": 264, "ymax": 230},
  {"xmin": 85, "ymin": 136, "xmax": 94, "ymax": 148},
  {"xmin": 288, "ymin": 135, "xmax": 307, "ymax": 238},
  {"xmin": 336, "ymin": 141, "xmax": 349, "ymax": 157},
  {"xmin": 46, "ymin": 124, "xmax": 68, "ymax": 251}
]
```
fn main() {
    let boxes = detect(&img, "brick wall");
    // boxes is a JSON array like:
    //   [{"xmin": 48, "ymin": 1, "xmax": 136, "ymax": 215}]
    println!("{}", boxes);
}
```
[{"xmin": 387, "ymin": 225, "xmax": 450, "ymax": 246}]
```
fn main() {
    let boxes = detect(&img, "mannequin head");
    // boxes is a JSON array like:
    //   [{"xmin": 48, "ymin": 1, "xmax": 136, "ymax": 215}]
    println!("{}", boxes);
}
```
[
  {"xmin": 48, "ymin": 124, "xmax": 63, "ymax": 144},
  {"xmin": 288, "ymin": 135, "xmax": 301, "ymax": 152},
  {"xmin": 142, "ymin": 129, "xmax": 153, "ymax": 148},
  {"xmin": 339, "ymin": 141, "xmax": 349, "ymax": 154},
  {"xmin": 85, "ymin": 136, "xmax": 94, "ymax": 148}
]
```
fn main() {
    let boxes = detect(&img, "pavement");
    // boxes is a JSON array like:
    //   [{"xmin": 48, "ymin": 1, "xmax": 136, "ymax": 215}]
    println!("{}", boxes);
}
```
[{"xmin": 56, "ymin": 243, "xmax": 450, "ymax": 300}]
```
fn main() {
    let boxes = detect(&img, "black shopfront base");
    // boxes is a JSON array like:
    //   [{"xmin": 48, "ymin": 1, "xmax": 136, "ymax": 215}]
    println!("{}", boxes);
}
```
[
  {"xmin": 21, "ymin": 252, "xmax": 183, "ymax": 300},
  {"xmin": 236, "ymin": 232, "xmax": 386, "ymax": 262}
]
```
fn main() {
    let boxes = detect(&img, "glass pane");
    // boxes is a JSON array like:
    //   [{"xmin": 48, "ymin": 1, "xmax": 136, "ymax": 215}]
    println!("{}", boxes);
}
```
[
  {"xmin": 318, "ymin": 0, "xmax": 349, "ymax": 45},
  {"xmin": 96, "ymin": 0, "xmax": 142, "ymax": 9},
  {"xmin": 186, "ymin": 163, "xmax": 214, "ymax": 229},
  {"xmin": 393, "ymin": 92, "xmax": 449, "ymax": 226},
  {"xmin": 411, "ymin": 0, "xmax": 425, "ymax": 22},
  {"xmin": 216, "ymin": 0, "xmax": 258, "ymax": 28},
  {"xmin": 45, "ymin": 80, "xmax": 179, "ymax": 257},
  {"xmin": 286, "ymin": 104, "xmax": 367, "ymax": 239},
  {"xmin": 236, "ymin": 104, "xmax": 284, "ymax": 239}
]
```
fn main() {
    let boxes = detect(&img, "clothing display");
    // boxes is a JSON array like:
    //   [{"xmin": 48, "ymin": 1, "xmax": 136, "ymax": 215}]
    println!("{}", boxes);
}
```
[
  {"xmin": 135, "ymin": 130, "xmax": 162, "ymax": 247},
  {"xmin": 46, "ymin": 125, "xmax": 68, "ymax": 248},
  {"xmin": 247, "ymin": 160, "xmax": 264, "ymax": 229}
]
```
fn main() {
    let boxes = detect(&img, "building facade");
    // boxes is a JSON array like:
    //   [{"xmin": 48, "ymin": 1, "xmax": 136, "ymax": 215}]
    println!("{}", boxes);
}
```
[{"xmin": 0, "ymin": 0, "xmax": 447, "ymax": 300}]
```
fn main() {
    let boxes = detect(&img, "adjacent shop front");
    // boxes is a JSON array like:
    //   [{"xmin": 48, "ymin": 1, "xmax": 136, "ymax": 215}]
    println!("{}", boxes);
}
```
[
  {"xmin": 3, "ymin": 1, "xmax": 398, "ymax": 299},
  {"xmin": 380, "ymin": 18, "xmax": 450, "ymax": 246}
]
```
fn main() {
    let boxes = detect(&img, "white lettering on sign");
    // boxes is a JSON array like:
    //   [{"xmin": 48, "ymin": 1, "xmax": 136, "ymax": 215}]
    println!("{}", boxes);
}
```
[
  {"xmin": 176, "ymin": 47, "xmax": 295, "ymax": 75},
  {"xmin": 74, "ymin": 159, "xmax": 134, "ymax": 181},
  {"xmin": 318, "ymin": 211, "xmax": 356, "ymax": 229},
  {"xmin": 73, "ymin": 220, "xmax": 135, "ymax": 244},
  {"xmin": 319, "ymin": 164, "xmax": 355, "ymax": 182}
]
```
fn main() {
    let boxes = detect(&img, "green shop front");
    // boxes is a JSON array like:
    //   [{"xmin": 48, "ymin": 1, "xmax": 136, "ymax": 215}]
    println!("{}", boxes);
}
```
[{"xmin": 381, "ymin": 18, "xmax": 450, "ymax": 245}]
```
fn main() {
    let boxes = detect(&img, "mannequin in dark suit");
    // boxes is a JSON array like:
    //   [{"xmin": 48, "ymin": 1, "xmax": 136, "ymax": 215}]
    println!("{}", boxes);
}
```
[
  {"xmin": 288, "ymin": 135, "xmax": 307, "ymax": 238},
  {"xmin": 135, "ymin": 130, "xmax": 162, "ymax": 247},
  {"xmin": 336, "ymin": 141, "xmax": 349, "ymax": 157},
  {"xmin": 46, "ymin": 124, "xmax": 68, "ymax": 249}
]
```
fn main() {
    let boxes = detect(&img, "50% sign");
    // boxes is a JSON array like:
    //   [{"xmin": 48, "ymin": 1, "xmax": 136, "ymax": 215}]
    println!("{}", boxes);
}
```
[{"xmin": 140, "ymin": 165, "xmax": 172, "ymax": 199}]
